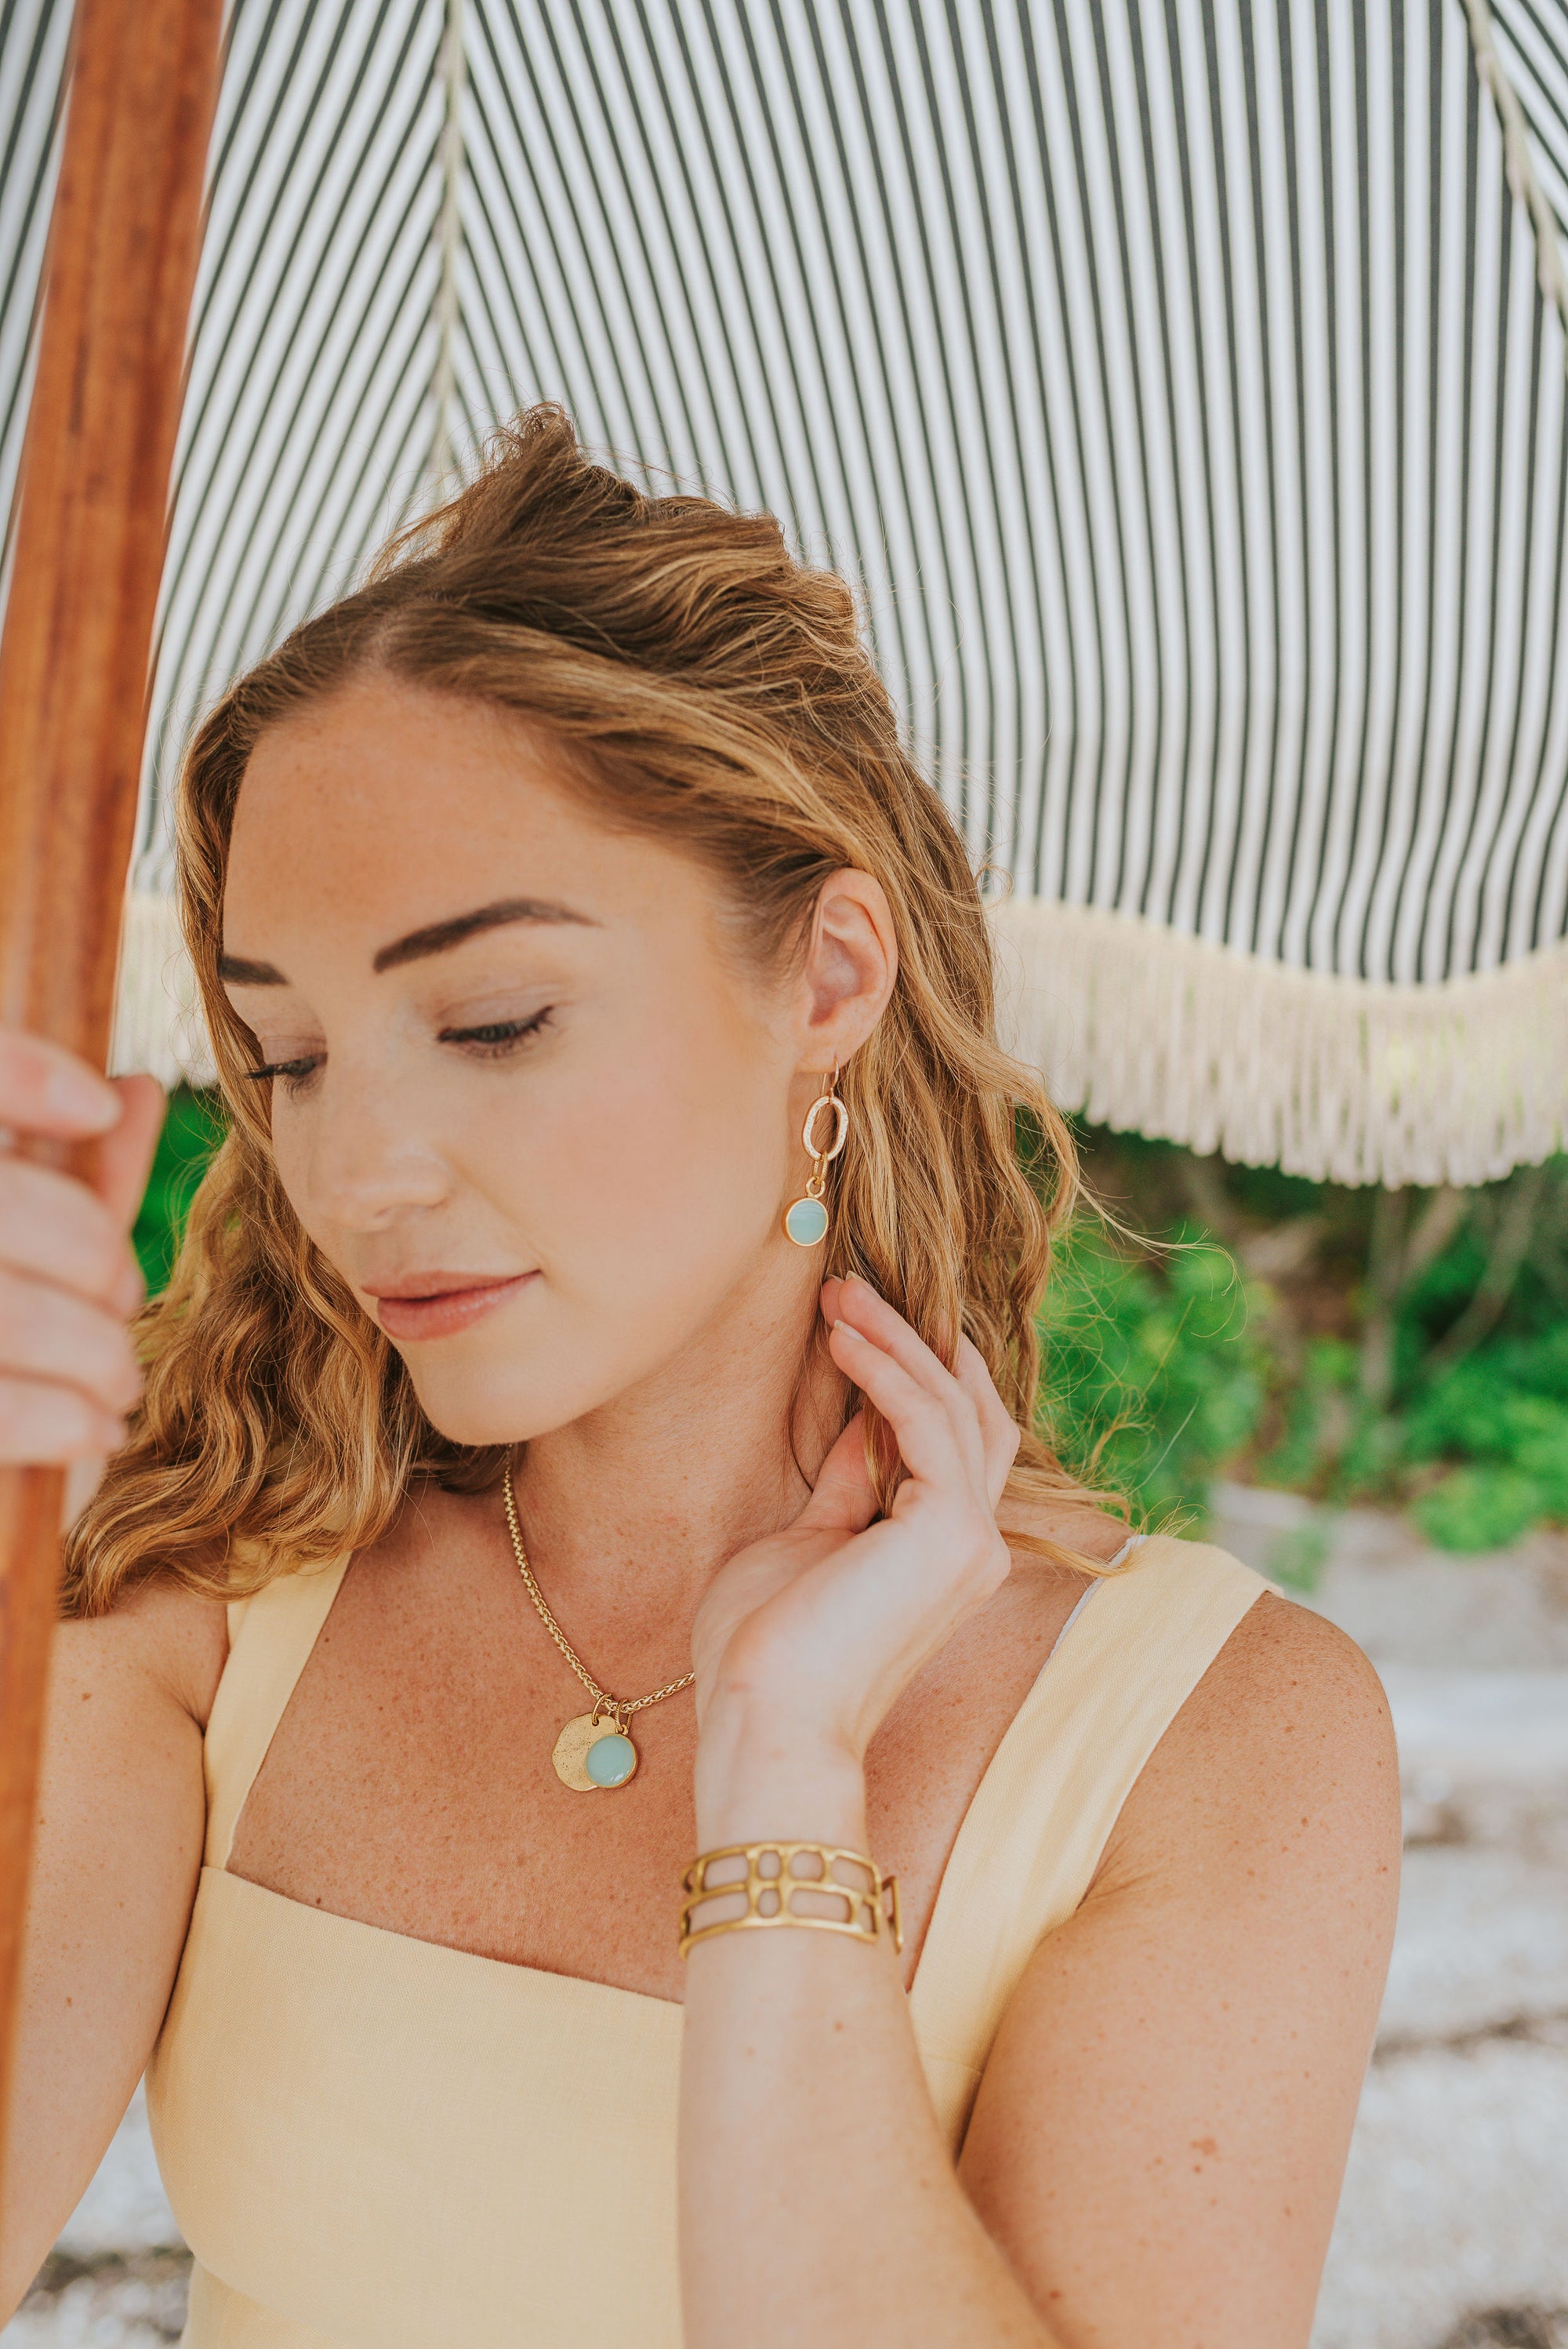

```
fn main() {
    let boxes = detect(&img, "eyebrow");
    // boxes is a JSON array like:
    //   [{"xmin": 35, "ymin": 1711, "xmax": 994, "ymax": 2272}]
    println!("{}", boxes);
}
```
[
  {"xmin": 216, "ymin": 953, "xmax": 289, "ymax": 986},
  {"xmin": 218, "ymin": 896, "xmax": 596, "ymax": 988},
  {"xmin": 372, "ymin": 896, "xmax": 596, "ymax": 971}
]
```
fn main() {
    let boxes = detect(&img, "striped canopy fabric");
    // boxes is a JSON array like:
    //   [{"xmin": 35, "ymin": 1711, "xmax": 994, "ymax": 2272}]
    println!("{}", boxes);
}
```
[{"xmin": 3, "ymin": 0, "xmax": 1567, "ymax": 1183}]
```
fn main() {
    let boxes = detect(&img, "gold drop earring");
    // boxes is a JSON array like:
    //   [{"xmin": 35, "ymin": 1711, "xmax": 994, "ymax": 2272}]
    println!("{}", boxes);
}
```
[{"xmin": 782, "ymin": 1066, "xmax": 848, "ymax": 1247}]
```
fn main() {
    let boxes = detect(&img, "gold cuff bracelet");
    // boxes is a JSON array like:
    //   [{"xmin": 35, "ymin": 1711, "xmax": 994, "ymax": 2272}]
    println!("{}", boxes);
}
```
[{"xmin": 678, "ymin": 1839, "xmax": 903, "ymax": 1958}]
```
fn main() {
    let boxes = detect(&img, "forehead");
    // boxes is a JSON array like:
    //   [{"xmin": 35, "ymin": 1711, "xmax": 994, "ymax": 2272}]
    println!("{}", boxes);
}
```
[{"xmin": 222, "ymin": 676, "xmax": 697, "ymax": 949}]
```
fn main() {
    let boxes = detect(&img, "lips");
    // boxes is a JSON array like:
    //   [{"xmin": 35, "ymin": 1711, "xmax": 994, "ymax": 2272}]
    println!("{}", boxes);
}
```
[{"xmin": 367, "ymin": 1272, "xmax": 536, "ymax": 1342}]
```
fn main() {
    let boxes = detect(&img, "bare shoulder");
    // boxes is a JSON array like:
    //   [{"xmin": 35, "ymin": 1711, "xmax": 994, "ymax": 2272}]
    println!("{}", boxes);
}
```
[
  {"xmin": 1151, "ymin": 1582, "xmax": 1395, "ymax": 1790},
  {"xmin": 1102, "ymin": 1577, "xmax": 1402, "ymax": 1898},
  {"xmin": 960, "ymin": 1567, "xmax": 1401, "ymax": 2344},
  {"xmin": 52, "ymin": 1572, "xmax": 230, "ymax": 1731}
]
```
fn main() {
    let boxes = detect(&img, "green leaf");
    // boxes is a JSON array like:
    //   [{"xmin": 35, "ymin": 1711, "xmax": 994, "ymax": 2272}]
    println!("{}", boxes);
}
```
[{"xmin": 132, "ymin": 1089, "xmax": 225, "ymax": 1294}]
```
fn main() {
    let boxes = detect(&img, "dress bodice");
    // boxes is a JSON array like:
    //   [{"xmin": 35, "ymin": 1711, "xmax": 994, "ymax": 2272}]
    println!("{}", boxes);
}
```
[{"xmin": 145, "ymin": 1533, "xmax": 1265, "ymax": 2347}]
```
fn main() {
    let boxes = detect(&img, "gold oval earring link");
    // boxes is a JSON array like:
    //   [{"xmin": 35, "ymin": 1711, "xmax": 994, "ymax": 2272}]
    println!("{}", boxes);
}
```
[
  {"xmin": 800, "ymin": 1090, "xmax": 849, "ymax": 1165},
  {"xmin": 783, "ymin": 1068, "xmax": 848, "ymax": 1247}
]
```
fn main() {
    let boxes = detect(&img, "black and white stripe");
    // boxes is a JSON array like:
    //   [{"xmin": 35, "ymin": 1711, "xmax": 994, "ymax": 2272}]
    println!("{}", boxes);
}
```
[
  {"xmin": 1492, "ymin": 0, "xmax": 1568, "ymax": 267},
  {"xmin": 2, "ymin": 1, "xmax": 1566, "ymax": 1120},
  {"xmin": 0, "ymin": 0, "xmax": 69, "ymax": 604}
]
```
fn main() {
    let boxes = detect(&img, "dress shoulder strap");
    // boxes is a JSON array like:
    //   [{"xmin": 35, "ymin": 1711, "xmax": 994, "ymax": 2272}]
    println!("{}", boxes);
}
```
[
  {"xmin": 909, "ymin": 1536, "xmax": 1267, "ymax": 2089},
  {"xmin": 203, "ymin": 1553, "xmax": 353, "ymax": 1868}
]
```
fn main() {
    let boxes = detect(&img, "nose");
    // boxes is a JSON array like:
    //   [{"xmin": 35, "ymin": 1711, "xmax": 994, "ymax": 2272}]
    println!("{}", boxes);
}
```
[{"xmin": 296, "ymin": 1066, "xmax": 452, "ymax": 1232}]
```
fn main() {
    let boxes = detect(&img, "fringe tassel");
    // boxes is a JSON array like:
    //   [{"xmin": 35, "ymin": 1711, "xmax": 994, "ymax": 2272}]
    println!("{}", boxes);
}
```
[
  {"xmin": 111, "ymin": 891, "xmax": 215, "ymax": 1090},
  {"xmin": 989, "ymin": 899, "xmax": 1568, "ymax": 1189}
]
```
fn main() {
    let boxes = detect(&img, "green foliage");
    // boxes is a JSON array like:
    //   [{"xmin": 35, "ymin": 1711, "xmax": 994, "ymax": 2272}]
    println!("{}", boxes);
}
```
[
  {"xmin": 1412, "ymin": 1466, "xmax": 1547, "ymax": 1553},
  {"xmin": 1402, "ymin": 1328, "xmax": 1568, "ymax": 1550},
  {"xmin": 1224, "ymin": 1258, "xmax": 1568, "ymax": 1552},
  {"xmin": 132, "ymin": 1089, "xmax": 224, "ymax": 1294},
  {"xmin": 1254, "ymin": 1338, "xmax": 1358, "ymax": 1489},
  {"xmin": 1072, "ymin": 1127, "xmax": 1568, "ymax": 1552},
  {"xmin": 1038, "ymin": 1220, "xmax": 1269, "ymax": 1526}
]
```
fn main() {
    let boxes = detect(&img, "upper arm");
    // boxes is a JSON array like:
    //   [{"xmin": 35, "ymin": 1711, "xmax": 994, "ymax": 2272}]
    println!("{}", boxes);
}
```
[
  {"xmin": 957, "ymin": 1593, "xmax": 1401, "ymax": 2349},
  {"xmin": 1, "ymin": 1579, "xmax": 226, "ymax": 2314}
]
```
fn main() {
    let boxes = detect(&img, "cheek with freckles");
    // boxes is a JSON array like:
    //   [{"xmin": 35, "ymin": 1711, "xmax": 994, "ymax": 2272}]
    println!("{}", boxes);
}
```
[{"xmin": 374, "ymin": 960, "xmax": 799, "ymax": 1446}]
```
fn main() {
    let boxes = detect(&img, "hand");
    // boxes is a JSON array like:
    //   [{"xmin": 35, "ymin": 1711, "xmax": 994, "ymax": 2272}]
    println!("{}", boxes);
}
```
[
  {"xmin": 0, "ymin": 1031, "xmax": 164, "ymax": 1469},
  {"xmin": 690, "ymin": 1276, "xmax": 1021, "ymax": 1832}
]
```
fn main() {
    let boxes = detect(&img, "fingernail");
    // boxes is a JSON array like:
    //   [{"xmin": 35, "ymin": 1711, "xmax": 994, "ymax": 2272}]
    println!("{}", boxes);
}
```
[{"xmin": 44, "ymin": 1061, "xmax": 118, "ymax": 1130}]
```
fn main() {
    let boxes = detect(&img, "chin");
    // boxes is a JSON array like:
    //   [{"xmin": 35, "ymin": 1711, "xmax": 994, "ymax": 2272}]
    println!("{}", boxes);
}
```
[
  {"xmin": 404, "ymin": 1361, "xmax": 605, "ymax": 1448},
  {"xmin": 412, "ymin": 1388, "xmax": 574, "ymax": 1448}
]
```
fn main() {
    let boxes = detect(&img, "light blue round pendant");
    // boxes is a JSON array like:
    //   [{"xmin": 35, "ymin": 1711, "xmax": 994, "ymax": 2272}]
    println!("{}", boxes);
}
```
[
  {"xmin": 585, "ymin": 1730, "xmax": 638, "ymax": 1788},
  {"xmin": 783, "ymin": 1195, "xmax": 829, "ymax": 1247}
]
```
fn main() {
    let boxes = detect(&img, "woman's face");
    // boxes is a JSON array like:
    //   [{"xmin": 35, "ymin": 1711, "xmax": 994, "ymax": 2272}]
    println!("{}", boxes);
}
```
[{"xmin": 220, "ymin": 675, "xmax": 891, "ymax": 1445}]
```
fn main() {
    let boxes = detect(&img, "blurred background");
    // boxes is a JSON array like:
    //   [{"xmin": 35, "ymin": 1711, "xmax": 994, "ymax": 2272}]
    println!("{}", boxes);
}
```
[{"xmin": 12, "ymin": 1097, "xmax": 1567, "ymax": 2349}]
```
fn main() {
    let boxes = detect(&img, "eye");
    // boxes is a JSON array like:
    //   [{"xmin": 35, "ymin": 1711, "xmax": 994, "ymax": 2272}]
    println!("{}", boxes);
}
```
[
  {"xmin": 437, "ymin": 1007, "xmax": 555, "ymax": 1058},
  {"xmin": 243, "ymin": 1053, "xmax": 322, "ymax": 1091}
]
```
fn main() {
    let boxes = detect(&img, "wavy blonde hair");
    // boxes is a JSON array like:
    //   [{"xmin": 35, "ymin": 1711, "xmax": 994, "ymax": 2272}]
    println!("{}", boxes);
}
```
[{"xmin": 64, "ymin": 407, "xmax": 1120, "ymax": 1617}]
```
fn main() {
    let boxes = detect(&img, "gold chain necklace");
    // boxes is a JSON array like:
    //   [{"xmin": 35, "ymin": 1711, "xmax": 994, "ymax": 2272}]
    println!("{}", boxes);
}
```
[{"xmin": 503, "ymin": 1460, "xmax": 695, "ymax": 1791}]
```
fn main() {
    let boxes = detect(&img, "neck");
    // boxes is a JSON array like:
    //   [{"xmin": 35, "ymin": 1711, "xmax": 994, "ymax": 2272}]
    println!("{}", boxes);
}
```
[{"xmin": 510, "ymin": 1254, "xmax": 843, "ymax": 1625}]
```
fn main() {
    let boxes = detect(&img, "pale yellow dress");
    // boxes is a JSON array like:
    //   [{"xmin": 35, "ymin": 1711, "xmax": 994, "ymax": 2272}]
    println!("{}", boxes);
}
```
[{"xmin": 144, "ymin": 1534, "xmax": 1266, "ymax": 2347}]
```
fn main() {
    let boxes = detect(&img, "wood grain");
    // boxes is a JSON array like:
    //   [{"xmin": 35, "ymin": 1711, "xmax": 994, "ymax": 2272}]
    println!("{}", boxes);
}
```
[{"xmin": 0, "ymin": 0, "xmax": 221, "ymax": 2188}]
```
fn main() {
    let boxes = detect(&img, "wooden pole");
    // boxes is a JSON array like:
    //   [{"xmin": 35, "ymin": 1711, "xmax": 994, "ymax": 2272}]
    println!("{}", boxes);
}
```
[{"xmin": 0, "ymin": 0, "xmax": 222, "ymax": 2182}]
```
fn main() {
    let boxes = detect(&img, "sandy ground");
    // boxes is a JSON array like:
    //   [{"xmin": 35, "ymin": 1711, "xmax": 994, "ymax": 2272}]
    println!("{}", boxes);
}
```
[
  {"xmin": 6, "ymin": 1493, "xmax": 1567, "ymax": 2348},
  {"xmin": 1224, "ymin": 1489, "xmax": 1568, "ymax": 2349}
]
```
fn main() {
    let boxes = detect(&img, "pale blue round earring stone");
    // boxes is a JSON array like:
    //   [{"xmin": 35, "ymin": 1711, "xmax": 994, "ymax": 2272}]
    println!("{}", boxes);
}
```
[
  {"xmin": 784, "ymin": 1196, "xmax": 829, "ymax": 1247},
  {"xmin": 585, "ymin": 1731, "xmax": 637, "ymax": 1788}
]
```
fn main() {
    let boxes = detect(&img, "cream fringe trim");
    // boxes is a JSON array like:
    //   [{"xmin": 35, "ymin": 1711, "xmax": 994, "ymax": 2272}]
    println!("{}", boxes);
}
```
[
  {"xmin": 114, "ymin": 887, "xmax": 1565, "ymax": 1188},
  {"xmin": 988, "ymin": 899, "xmax": 1568, "ymax": 1189},
  {"xmin": 111, "ymin": 892, "xmax": 216, "ymax": 1091}
]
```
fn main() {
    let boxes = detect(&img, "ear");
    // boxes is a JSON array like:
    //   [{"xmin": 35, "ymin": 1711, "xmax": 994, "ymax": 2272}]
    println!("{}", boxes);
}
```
[{"xmin": 792, "ymin": 869, "xmax": 898, "ymax": 1072}]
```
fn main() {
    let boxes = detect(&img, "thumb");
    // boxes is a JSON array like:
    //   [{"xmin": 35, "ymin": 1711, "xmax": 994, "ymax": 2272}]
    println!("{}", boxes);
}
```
[{"xmin": 795, "ymin": 1410, "xmax": 880, "ymax": 1534}]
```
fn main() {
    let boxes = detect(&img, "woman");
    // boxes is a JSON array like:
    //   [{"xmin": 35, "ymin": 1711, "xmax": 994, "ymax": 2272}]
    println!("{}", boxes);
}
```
[{"xmin": 1, "ymin": 408, "xmax": 1398, "ymax": 2347}]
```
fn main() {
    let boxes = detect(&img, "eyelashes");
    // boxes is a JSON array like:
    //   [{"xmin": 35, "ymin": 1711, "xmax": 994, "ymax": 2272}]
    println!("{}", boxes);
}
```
[
  {"xmin": 242, "ymin": 1053, "xmax": 321, "ymax": 1088},
  {"xmin": 436, "ymin": 1006, "xmax": 556, "ymax": 1058},
  {"xmin": 243, "ymin": 1007, "xmax": 556, "ymax": 1090}
]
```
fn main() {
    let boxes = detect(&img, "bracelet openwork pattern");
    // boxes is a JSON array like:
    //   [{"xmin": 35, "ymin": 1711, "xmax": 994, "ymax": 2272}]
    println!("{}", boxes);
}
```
[{"xmin": 678, "ymin": 1840, "xmax": 903, "ymax": 1957}]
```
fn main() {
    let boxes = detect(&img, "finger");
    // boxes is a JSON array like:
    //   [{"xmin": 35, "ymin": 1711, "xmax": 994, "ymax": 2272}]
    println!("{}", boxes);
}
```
[
  {"xmin": 952, "ymin": 1335, "xmax": 1022, "ymax": 1510},
  {"xmin": 0, "ymin": 1153, "xmax": 143, "ymax": 1311},
  {"xmin": 794, "ymin": 1408, "xmax": 880, "ymax": 1534},
  {"xmin": 825, "ymin": 1276, "xmax": 962, "ymax": 1398},
  {"xmin": 93, "ymin": 1074, "xmax": 166, "ymax": 1230},
  {"xmin": 826, "ymin": 1276, "xmax": 985, "ymax": 1480},
  {"xmin": 0, "ymin": 1264, "xmax": 145, "ymax": 1416},
  {"xmin": 826, "ymin": 1318, "xmax": 971, "ymax": 1494},
  {"xmin": 0, "ymin": 1374, "xmax": 126, "ymax": 1465},
  {"xmin": 0, "ymin": 1031, "xmax": 122, "ymax": 1142}
]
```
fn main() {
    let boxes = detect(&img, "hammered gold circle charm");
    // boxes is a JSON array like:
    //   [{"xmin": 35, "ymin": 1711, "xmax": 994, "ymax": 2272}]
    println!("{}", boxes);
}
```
[
  {"xmin": 551, "ymin": 1712, "xmax": 639, "ymax": 1791},
  {"xmin": 552, "ymin": 1712, "xmax": 606, "ymax": 1790}
]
